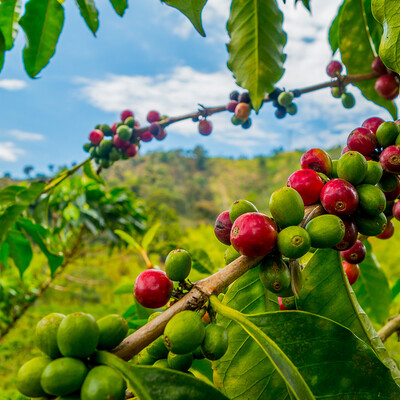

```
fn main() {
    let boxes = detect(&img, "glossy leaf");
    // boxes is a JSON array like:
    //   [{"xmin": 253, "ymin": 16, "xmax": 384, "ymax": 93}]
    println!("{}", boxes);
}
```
[
  {"xmin": 328, "ymin": 1, "xmax": 344, "ymax": 54},
  {"xmin": 83, "ymin": 159, "xmax": 105, "ymax": 184},
  {"xmin": 162, "ymin": 0, "xmax": 207, "ymax": 37},
  {"xmin": 142, "ymin": 222, "xmax": 160, "ymax": 251},
  {"xmin": 7, "ymin": 230, "xmax": 33, "ymax": 276},
  {"xmin": 227, "ymin": 0, "xmax": 287, "ymax": 111},
  {"xmin": 115, "ymin": 229, "xmax": 142, "ymax": 253},
  {"xmin": 33, "ymin": 194, "xmax": 50, "ymax": 227},
  {"xmin": 0, "ymin": 185, "xmax": 25, "ymax": 205},
  {"xmin": 19, "ymin": 0, "xmax": 65, "ymax": 78},
  {"xmin": 339, "ymin": 0, "xmax": 397, "ymax": 119},
  {"xmin": 109, "ymin": 0, "xmax": 128, "ymax": 16},
  {"xmin": 372, "ymin": 0, "xmax": 400, "ymax": 75},
  {"xmin": 95, "ymin": 350, "xmax": 230, "ymax": 400},
  {"xmin": 214, "ymin": 308, "xmax": 400, "ymax": 399},
  {"xmin": 75, "ymin": 0, "xmax": 99, "ymax": 35},
  {"xmin": 364, "ymin": 0, "xmax": 382, "ymax": 54},
  {"xmin": 0, "ymin": 0, "xmax": 20, "ymax": 50},
  {"xmin": 296, "ymin": 248, "xmax": 400, "ymax": 384},
  {"xmin": 352, "ymin": 241, "xmax": 391, "ymax": 324}
]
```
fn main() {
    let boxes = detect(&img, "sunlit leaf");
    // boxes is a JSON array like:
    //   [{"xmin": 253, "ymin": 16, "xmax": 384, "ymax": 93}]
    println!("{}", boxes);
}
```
[
  {"xmin": 75, "ymin": 0, "xmax": 99, "ymax": 35},
  {"xmin": 7, "ymin": 230, "xmax": 33, "ymax": 276}
]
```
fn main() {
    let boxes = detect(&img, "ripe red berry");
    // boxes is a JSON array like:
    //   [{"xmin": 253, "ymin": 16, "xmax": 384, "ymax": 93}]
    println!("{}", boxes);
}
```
[
  {"xmin": 89, "ymin": 129, "xmax": 104, "ymax": 145},
  {"xmin": 113, "ymin": 134, "xmax": 129, "ymax": 149},
  {"xmin": 362, "ymin": 117, "xmax": 385, "ymax": 134},
  {"xmin": 230, "ymin": 213, "xmax": 277, "ymax": 257},
  {"xmin": 380, "ymin": 145, "xmax": 400, "ymax": 174},
  {"xmin": 371, "ymin": 56, "xmax": 388, "ymax": 75},
  {"xmin": 111, "ymin": 122, "xmax": 118, "ymax": 134},
  {"xmin": 287, "ymin": 169, "xmax": 325, "ymax": 206},
  {"xmin": 214, "ymin": 211, "xmax": 233, "ymax": 245},
  {"xmin": 347, "ymin": 127, "xmax": 377, "ymax": 156},
  {"xmin": 155, "ymin": 128, "xmax": 167, "ymax": 141},
  {"xmin": 375, "ymin": 74, "xmax": 399, "ymax": 100},
  {"xmin": 121, "ymin": 109, "xmax": 134, "ymax": 122},
  {"xmin": 377, "ymin": 220, "xmax": 394, "ymax": 239},
  {"xmin": 149, "ymin": 123, "xmax": 161, "ymax": 137},
  {"xmin": 393, "ymin": 201, "xmax": 400, "ymax": 220},
  {"xmin": 125, "ymin": 144, "xmax": 139, "ymax": 157},
  {"xmin": 300, "ymin": 148, "xmax": 332, "ymax": 175},
  {"xmin": 278, "ymin": 297, "xmax": 287, "ymax": 311},
  {"xmin": 147, "ymin": 110, "xmax": 161, "ymax": 123},
  {"xmin": 341, "ymin": 240, "xmax": 366, "ymax": 264},
  {"xmin": 334, "ymin": 219, "xmax": 358, "ymax": 251},
  {"xmin": 320, "ymin": 179, "xmax": 359, "ymax": 217},
  {"xmin": 134, "ymin": 269, "xmax": 173, "ymax": 308},
  {"xmin": 326, "ymin": 61, "xmax": 343, "ymax": 78},
  {"xmin": 140, "ymin": 131, "xmax": 154, "ymax": 142},
  {"xmin": 383, "ymin": 178, "xmax": 400, "ymax": 201},
  {"xmin": 341, "ymin": 146, "xmax": 350, "ymax": 155},
  {"xmin": 227, "ymin": 101, "xmax": 238, "ymax": 113},
  {"xmin": 198, "ymin": 120, "xmax": 212, "ymax": 136},
  {"xmin": 343, "ymin": 261, "xmax": 360, "ymax": 285}
]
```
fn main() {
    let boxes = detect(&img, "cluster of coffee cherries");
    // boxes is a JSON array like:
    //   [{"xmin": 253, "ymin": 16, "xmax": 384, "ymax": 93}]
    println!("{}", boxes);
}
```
[
  {"xmin": 326, "ymin": 61, "xmax": 356, "ymax": 108},
  {"xmin": 226, "ymin": 90, "xmax": 253, "ymax": 128},
  {"xmin": 16, "ymin": 313, "xmax": 129, "ymax": 399},
  {"xmin": 268, "ymin": 88, "xmax": 300, "ymax": 119},
  {"xmin": 83, "ymin": 109, "xmax": 167, "ymax": 169},
  {"xmin": 134, "ymin": 250, "xmax": 228, "ymax": 371}
]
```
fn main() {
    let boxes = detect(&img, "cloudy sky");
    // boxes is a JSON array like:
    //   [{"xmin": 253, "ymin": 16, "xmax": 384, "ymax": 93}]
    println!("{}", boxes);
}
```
[{"xmin": 0, "ymin": 0, "xmax": 393, "ymax": 177}]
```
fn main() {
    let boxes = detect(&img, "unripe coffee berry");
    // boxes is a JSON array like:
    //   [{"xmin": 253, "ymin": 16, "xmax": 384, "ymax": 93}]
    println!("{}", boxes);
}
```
[{"xmin": 165, "ymin": 249, "xmax": 191, "ymax": 282}]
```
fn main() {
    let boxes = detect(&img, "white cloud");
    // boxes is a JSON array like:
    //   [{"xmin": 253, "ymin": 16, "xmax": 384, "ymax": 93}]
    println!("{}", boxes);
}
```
[
  {"xmin": 0, "ymin": 142, "xmax": 25, "ymax": 162},
  {"xmin": 9, "ymin": 129, "xmax": 45, "ymax": 141},
  {"xmin": 0, "ymin": 79, "xmax": 27, "ymax": 91}
]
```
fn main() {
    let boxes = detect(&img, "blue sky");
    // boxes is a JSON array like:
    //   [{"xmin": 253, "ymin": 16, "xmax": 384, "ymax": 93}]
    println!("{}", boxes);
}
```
[{"xmin": 0, "ymin": 0, "xmax": 394, "ymax": 177}]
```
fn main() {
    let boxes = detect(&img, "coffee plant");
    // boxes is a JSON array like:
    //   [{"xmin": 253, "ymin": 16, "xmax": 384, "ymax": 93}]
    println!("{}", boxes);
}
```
[{"xmin": 4, "ymin": 0, "xmax": 400, "ymax": 399}]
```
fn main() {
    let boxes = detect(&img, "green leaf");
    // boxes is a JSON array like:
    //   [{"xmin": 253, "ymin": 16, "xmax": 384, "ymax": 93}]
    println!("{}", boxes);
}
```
[
  {"xmin": 16, "ymin": 182, "xmax": 46, "ymax": 205},
  {"xmin": 162, "ymin": 0, "xmax": 207, "ymax": 37},
  {"xmin": 188, "ymin": 248, "xmax": 215, "ymax": 275},
  {"xmin": 95, "ymin": 351, "xmax": 230, "ymax": 400},
  {"xmin": 363, "ymin": 0, "xmax": 382, "ymax": 54},
  {"xmin": 392, "ymin": 278, "xmax": 400, "ymax": 299},
  {"xmin": 32, "ymin": 194, "xmax": 50, "ymax": 227},
  {"xmin": 227, "ymin": 0, "xmax": 286, "ymax": 111},
  {"xmin": 17, "ymin": 218, "xmax": 64, "ymax": 276},
  {"xmin": 352, "ymin": 240, "xmax": 391, "ymax": 324},
  {"xmin": 328, "ymin": 1, "xmax": 344, "ymax": 54},
  {"xmin": 0, "ymin": 0, "xmax": 20, "ymax": 50},
  {"xmin": 296, "ymin": 248, "xmax": 400, "ymax": 384},
  {"xmin": 339, "ymin": 0, "xmax": 397, "ymax": 119},
  {"xmin": 114, "ymin": 229, "xmax": 142, "ymax": 253},
  {"xmin": 142, "ymin": 222, "xmax": 160, "ymax": 251},
  {"xmin": 372, "ymin": 0, "xmax": 400, "ymax": 75},
  {"xmin": 75, "ymin": 0, "xmax": 99, "ymax": 35},
  {"xmin": 0, "ymin": 242, "xmax": 9, "ymax": 268},
  {"xmin": 0, "ymin": 185, "xmax": 25, "ymax": 206},
  {"xmin": 7, "ymin": 230, "xmax": 33, "ymax": 276},
  {"xmin": 19, "ymin": 0, "xmax": 65, "ymax": 78},
  {"xmin": 109, "ymin": 0, "xmax": 128, "ymax": 16},
  {"xmin": 114, "ymin": 282, "xmax": 134, "ymax": 295},
  {"xmin": 213, "ymin": 306, "xmax": 400, "ymax": 399},
  {"xmin": 83, "ymin": 159, "xmax": 105, "ymax": 185}
]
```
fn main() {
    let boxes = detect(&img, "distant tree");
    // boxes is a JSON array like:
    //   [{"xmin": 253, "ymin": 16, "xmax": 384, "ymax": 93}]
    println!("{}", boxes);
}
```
[
  {"xmin": 192, "ymin": 146, "xmax": 208, "ymax": 170},
  {"xmin": 48, "ymin": 164, "xmax": 55, "ymax": 172},
  {"xmin": 23, "ymin": 165, "xmax": 34, "ymax": 178}
]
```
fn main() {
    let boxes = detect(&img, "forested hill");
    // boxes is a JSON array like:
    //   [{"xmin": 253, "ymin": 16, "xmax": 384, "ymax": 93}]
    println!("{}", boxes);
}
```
[{"xmin": 104, "ymin": 146, "xmax": 342, "ymax": 226}]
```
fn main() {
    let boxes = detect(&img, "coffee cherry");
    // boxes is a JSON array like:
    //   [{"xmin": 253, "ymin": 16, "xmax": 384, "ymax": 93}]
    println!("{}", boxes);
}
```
[
  {"xmin": 347, "ymin": 127, "xmax": 376, "ymax": 156},
  {"xmin": 279, "ymin": 297, "xmax": 288, "ymax": 310},
  {"xmin": 341, "ymin": 146, "xmax": 350, "ymax": 155},
  {"xmin": 89, "ymin": 129, "xmax": 104, "ymax": 145},
  {"xmin": 275, "ymin": 106, "xmax": 287, "ymax": 119},
  {"xmin": 362, "ymin": 117, "xmax": 385, "ymax": 133},
  {"xmin": 168, "ymin": 352, "xmax": 193, "ymax": 371},
  {"xmin": 230, "ymin": 212, "xmax": 277, "ymax": 257},
  {"xmin": 155, "ymin": 127, "xmax": 167, "ymax": 141},
  {"xmin": 279, "ymin": 296, "xmax": 296, "ymax": 310},
  {"xmin": 259, "ymin": 256, "xmax": 293, "ymax": 297},
  {"xmin": 384, "ymin": 200, "xmax": 395, "ymax": 217},
  {"xmin": 341, "ymin": 92, "xmax": 355, "ymax": 109},
  {"xmin": 320, "ymin": 179, "xmax": 359, "ymax": 217},
  {"xmin": 354, "ymin": 211, "xmax": 387, "ymax": 236},
  {"xmin": 326, "ymin": 61, "xmax": 343, "ymax": 77},
  {"xmin": 371, "ymin": 56, "xmax": 388, "ymax": 75},
  {"xmin": 331, "ymin": 87, "xmax": 341, "ymax": 98},
  {"xmin": 356, "ymin": 184, "xmax": 386, "ymax": 216},
  {"xmin": 121, "ymin": 109, "xmax": 134, "ymax": 122},
  {"xmin": 343, "ymin": 261, "xmax": 360, "ymax": 285},
  {"xmin": 140, "ymin": 131, "xmax": 154, "ymax": 142},
  {"xmin": 287, "ymin": 169, "xmax": 325, "ymax": 205},
  {"xmin": 393, "ymin": 201, "xmax": 400, "ymax": 220},
  {"xmin": 230, "ymin": 90, "xmax": 239, "ymax": 101},
  {"xmin": 383, "ymin": 178, "xmax": 400, "ymax": 201},
  {"xmin": 214, "ymin": 211, "xmax": 233, "ymax": 245},
  {"xmin": 377, "ymin": 220, "xmax": 394, "ymax": 239},
  {"xmin": 97, "ymin": 314, "xmax": 129, "ymax": 350},
  {"xmin": 83, "ymin": 142, "xmax": 92, "ymax": 152},
  {"xmin": 379, "ymin": 172, "xmax": 398, "ymax": 192},
  {"xmin": 277, "ymin": 226, "xmax": 311, "ymax": 259},
  {"xmin": 238, "ymin": 92, "xmax": 251, "ymax": 104},
  {"xmin": 153, "ymin": 359, "xmax": 169, "ymax": 368},
  {"xmin": 36, "ymin": 313, "xmax": 65, "ymax": 359},
  {"xmin": 362, "ymin": 160, "xmax": 383, "ymax": 185},
  {"xmin": 380, "ymin": 145, "xmax": 400, "ymax": 173},
  {"xmin": 224, "ymin": 246, "xmax": 241, "ymax": 265},
  {"xmin": 147, "ymin": 336, "xmax": 169, "ymax": 359},
  {"xmin": 333, "ymin": 219, "xmax": 358, "ymax": 251},
  {"xmin": 305, "ymin": 214, "xmax": 345, "ymax": 248},
  {"xmin": 229, "ymin": 199, "xmax": 258, "ymax": 223},
  {"xmin": 278, "ymin": 92, "xmax": 294, "ymax": 107},
  {"xmin": 111, "ymin": 122, "xmax": 118, "ymax": 134},
  {"xmin": 198, "ymin": 120, "xmax": 213, "ymax": 136},
  {"xmin": 116, "ymin": 125, "xmax": 132, "ymax": 141},
  {"xmin": 17, "ymin": 357, "xmax": 52, "ymax": 397},
  {"xmin": 376, "ymin": 121, "xmax": 400, "ymax": 147},
  {"xmin": 235, "ymin": 103, "xmax": 251, "ymax": 120},
  {"xmin": 134, "ymin": 269, "xmax": 173, "ymax": 308},
  {"xmin": 375, "ymin": 74, "xmax": 399, "ymax": 100},
  {"xmin": 113, "ymin": 135, "xmax": 130, "ymax": 149},
  {"xmin": 337, "ymin": 151, "xmax": 367, "ymax": 185},
  {"xmin": 101, "ymin": 124, "xmax": 113, "ymax": 136},
  {"xmin": 165, "ymin": 249, "xmax": 191, "ymax": 282},
  {"xmin": 149, "ymin": 122, "xmax": 161, "ymax": 137},
  {"xmin": 269, "ymin": 187, "xmax": 304, "ymax": 228},
  {"xmin": 242, "ymin": 118, "xmax": 252, "ymax": 129},
  {"xmin": 147, "ymin": 110, "xmax": 161, "ymax": 123},
  {"xmin": 300, "ymin": 148, "xmax": 332, "ymax": 175},
  {"xmin": 201, "ymin": 324, "xmax": 229, "ymax": 361},
  {"xmin": 125, "ymin": 143, "xmax": 139, "ymax": 157},
  {"xmin": 341, "ymin": 240, "xmax": 366, "ymax": 264},
  {"xmin": 231, "ymin": 115, "xmax": 244, "ymax": 125},
  {"xmin": 286, "ymin": 103, "xmax": 297, "ymax": 115},
  {"xmin": 227, "ymin": 100, "xmax": 238, "ymax": 112},
  {"xmin": 330, "ymin": 160, "xmax": 338, "ymax": 179}
]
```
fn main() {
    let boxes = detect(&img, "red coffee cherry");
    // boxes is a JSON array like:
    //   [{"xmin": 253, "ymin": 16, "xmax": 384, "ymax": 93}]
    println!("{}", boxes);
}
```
[
  {"xmin": 198, "ymin": 120, "xmax": 213, "ymax": 136},
  {"xmin": 380, "ymin": 145, "xmax": 400, "ymax": 174},
  {"xmin": 362, "ymin": 117, "xmax": 385, "ymax": 134},
  {"xmin": 375, "ymin": 74, "xmax": 399, "ymax": 100},
  {"xmin": 334, "ymin": 219, "xmax": 358, "ymax": 251},
  {"xmin": 377, "ymin": 220, "xmax": 394, "ymax": 239},
  {"xmin": 147, "ymin": 110, "xmax": 161, "ymax": 123},
  {"xmin": 155, "ymin": 128, "xmax": 167, "ymax": 141},
  {"xmin": 371, "ymin": 56, "xmax": 388, "ymax": 76},
  {"xmin": 214, "ymin": 211, "xmax": 233, "ymax": 246},
  {"xmin": 113, "ymin": 135, "xmax": 130, "ymax": 149},
  {"xmin": 140, "ymin": 131, "xmax": 154, "ymax": 142},
  {"xmin": 125, "ymin": 144, "xmax": 139, "ymax": 157},
  {"xmin": 287, "ymin": 169, "xmax": 325, "ymax": 205},
  {"xmin": 227, "ymin": 101, "xmax": 238, "ymax": 112},
  {"xmin": 121, "ymin": 109, "xmax": 134, "ymax": 122},
  {"xmin": 89, "ymin": 129, "xmax": 104, "ymax": 145},
  {"xmin": 134, "ymin": 269, "xmax": 173, "ymax": 309},
  {"xmin": 393, "ymin": 201, "xmax": 400, "ymax": 220},
  {"xmin": 326, "ymin": 61, "xmax": 343, "ymax": 78},
  {"xmin": 347, "ymin": 127, "xmax": 377, "ymax": 156},
  {"xmin": 343, "ymin": 261, "xmax": 360, "ymax": 285},
  {"xmin": 300, "ymin": 148, "xmax": 332, "ymax": 175},
  {"xmin": 341, "ymin": 240, "xmax": 366, "ymax": 264},
  {"xmin": 230, "ymin": 212, "xmax": 277, "ymax": 257}
]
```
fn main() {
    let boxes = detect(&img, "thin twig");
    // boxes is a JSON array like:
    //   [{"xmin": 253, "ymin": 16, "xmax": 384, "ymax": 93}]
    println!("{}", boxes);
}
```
[{"xmin": 378, "ymin": 315, "xmax": 400, "ymax": 342}]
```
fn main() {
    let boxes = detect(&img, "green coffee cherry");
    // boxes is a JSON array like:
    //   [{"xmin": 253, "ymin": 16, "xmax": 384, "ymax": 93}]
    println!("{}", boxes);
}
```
[
  {"xmin": 137, "ymin": 348, "xmax": 157, "ymax": 365},
  {"xmin": 153, "ymin": 359, "xmax": 169, "ymax": 368},
  {"xmin": 277, "ymin": 226, "xmax": 311, "ymax": 259},
  {"xmin": 124, "ymin": 116, "xmax": 135, "ymax": 128},
  {"xmin": 116, "ymin": 125, "xmax": 132, "ymax": 141},
  {"xmin": 269, "ymin": 187, "xmax": 304, "ymax": 228},
  {"xmin": 259, "ymin": 256, "xmax": 293, "ymax": 297},
  {"xmin": 376, "ymin": 121, "xmax": 399, "ymax": 148},
  {"xmin": 148, "ymin": 311, "xmax": 162, "ymax": 322},
  {"xmin": 286, "ymin": 103, "xmax": 297, "ymax": 115},
  {"xmin": 96, "ymin": 314, "xmax": 128, "ymax": 350},
  {"xmin": 280, "ymin": 296, "xmax": 296, "ymax": 310},
  {"xmin": 101, "ymin": 124, "xmax": 113, "ymax": 136},
  {"xmin": 83, "ymin": 143, "xmax": 92, "ymax": 152},
  {"xmin": 164, "ymin": 311, "xmax": 205, "ymax": 354},
  {"xmin": 98, "ymin": 140, "xmax": 113, "ymax": 156},
  {"xmin": 354, "ymin": 212, "xmax": 387, "ymax": 236},
  {"xmin": 362, "ymin": 161, "xmax": 383, "ymax": 185},
  {"xmin": 305, "ymin": 214, "xmax": 345, "ymax": 248},
  {"xmin": 331, "ymin": 87, "xmax": 341, "ymax": 98},
  {"xmin": 231, "ymin": 116, "xmax": 244, "ymax": 125},
  {"xmin": 109, "ymin": 147, "xmax": 121, "ymax": 162},
  {"xmin": 341, "ymin": 92, "xmax": 355, "ymax": 108},
  {"xmin": 378, "ymin": 172, "xmax": 398, "ymax": 192},
  {"xmin": 167, "ymin": 352, "xmax": 193, "ymax": 371},
  {"xmin": 356, "ymin": 184, "xmax": 386, "ymax": 216},
  {"xmin": 36, "ymin": 313, "xmax": 65, "ymax": 359},
  {"xmin": 224, "ymin": 246, "xmax": 241, "ymax": 265},
  {"xmin": 147, "ymin": 336, "xmax": 169, "ymax": 359},
  {"xmin": 278, "ymin": 91, "xmax": 294, "ymax": 107},
  {"xmin": 337, "ymin": 151, "xmax": 367, "ymax": 185},
  {"xmin": 165, "ymin": 249, "xmax": 191, "ymax": 281},
  {"xmin": 192, "ymin": 346, "xmax": 205, "ymax": 360},
  {"xmin": 229, "ymin": 199, "xmax": 258, "ymax": 223},
  {"xmin": 201, "ymin": 324, "xmax": 229, "ymax": 361},
  {"xmin": 330, "ymin": 160, "xmax": 338, "ymax": 179}
]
